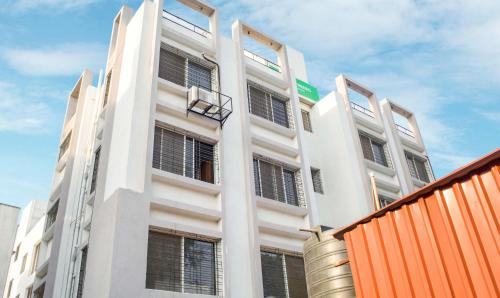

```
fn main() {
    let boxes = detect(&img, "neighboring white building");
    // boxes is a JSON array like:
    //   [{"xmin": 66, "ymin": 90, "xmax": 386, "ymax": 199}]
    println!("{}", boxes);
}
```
[
  {"xmin": 2, "ymin": 200, "xmax": 46, "ymax": 298},
  {"xmin": 14, "ymin": 1, "xmax": 434, "ymax": 297},
  {"xmin": 0, "ymin": 204, "xmax": 20, "ymax": 297}
]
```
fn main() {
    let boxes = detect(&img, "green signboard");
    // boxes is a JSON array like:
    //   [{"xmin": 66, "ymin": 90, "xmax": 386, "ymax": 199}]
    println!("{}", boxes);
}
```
[{"xmin": 296, "ymin": 79, "xmax": 320, "ymax": 102}]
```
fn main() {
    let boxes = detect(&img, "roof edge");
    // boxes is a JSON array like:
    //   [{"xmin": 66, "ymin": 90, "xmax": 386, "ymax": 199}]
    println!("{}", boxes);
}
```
[{"xmin": 334, "ymin": 148, "xmax": 500, "ymax": 240}]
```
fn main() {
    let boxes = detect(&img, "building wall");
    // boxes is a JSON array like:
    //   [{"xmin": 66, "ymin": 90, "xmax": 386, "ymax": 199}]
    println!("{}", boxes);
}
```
[
  {"xmin": 0, "ymin": 204, "xmax": 20, "ymax": 296},
  {"xmin": 2, "ymin": 201, "xmax": 45, "ymax": 298}
]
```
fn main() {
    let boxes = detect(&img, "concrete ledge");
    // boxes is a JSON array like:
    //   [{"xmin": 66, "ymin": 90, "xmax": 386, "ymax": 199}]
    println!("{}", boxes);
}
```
[
  {"xmin": 245, "ymin": 60, "xmax": 289, "ymax": 90},
  {"xmin": 255, "ymin": 196, "xmax": 308, "ymax": 217},
  {"xmin": 400, "ymin": 135, "xmax": 425, "ymax": 152},
  {"xmin": 260, "ymin": 239, "xmax": 303, "ymax": 254},
  {"xmin": 151, "ymin": 197, "xmax": 221, "ymax": 222},
  {"xmin": 149, "ymin": 218, "xmax": 222, "ymax": 239},
  {"xmin": 35, "ymin": 259, "xmax": 49, "ymax": 278},
  {"xmin": 412, "ymin": 178, "xmax": 427, "ymax": 188},
  {"xmin": 42, "ymin": 225, "xmax": 54, "ymax": 242},
  {"xmin": 152, "ymin": 168, "xmax": 221, "ymax": 196},
  {"xmin": 161, "ymin": 20, "xmax": 216, "ymax": 57},
  {"xmin": 55, "ymin": 151, "xmax": 69, "ymax": 172},
  {"xmin": 157, "ymin": 78, "xmax": 188, "ymax": 97},
  {"xmin": 49, "ymin": 182, "xmax": 62, "ymax": 202},
  {"xmin": 156, "ymin": 97, "xmax": 220, "ymax": 131},
  {"xmin": 258, "ymin": 220, "xmax": 310, "ymax": 240},
  {"xmin": 374, "ymin": 177, "xmax": 401, "ymax": 193},
  {"xmin": 86, "ymin": 192, "xmax": 96, "ymax": 206},
  {"xmin": 250, "ymin": 114, "xmax": 296, "ymax": 139},
  {"xmin": 251, "ymin": 132, "xmax": 299, "ymax": 158},
  {"xmin": 354, "ymin": 113, "xmax": 384, "ymax": 134},
  {"xmin": 365, "ymin": 160, "xmax": 396, "ymax": 177},
  {"xmin": 253, "ymin": 146, "xmax": 302, "ymax": 169},
  {"xmin": 144, "ymin": 288, "xmax": 222, "ymax": 298}
]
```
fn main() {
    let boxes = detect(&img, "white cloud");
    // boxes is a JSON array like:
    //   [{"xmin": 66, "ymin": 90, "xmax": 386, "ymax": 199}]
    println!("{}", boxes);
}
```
[
  {"xmin": 2, "ymin": 43, "xmax": 106, "ymax": 76},
  {"xmin": 475, "ymin": 109, "xmax": 500, "ymax": 125},
  {"xmin": 0, "ymin": 81, "xmax": 54, "ymax": 133},
  {"xmin": 6, "ymin": 0, "xmax": 100, "ymax": 12}
]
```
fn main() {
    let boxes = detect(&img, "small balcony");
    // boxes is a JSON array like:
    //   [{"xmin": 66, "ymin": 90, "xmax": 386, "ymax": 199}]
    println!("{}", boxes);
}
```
[
  {"xmin": 162, "ymin": 10, "xmax": 211, "ymax": 38},
  {"xmin": 187, "ymin": 86, "xmax": 232, "ymax": 127},
  {"xmin": 243, "ymin": 49, "xmax": 281, "ymax": 73},
  {"xmin": 350, "ymin": 101, "xmax": 374, "ymax": 118}
]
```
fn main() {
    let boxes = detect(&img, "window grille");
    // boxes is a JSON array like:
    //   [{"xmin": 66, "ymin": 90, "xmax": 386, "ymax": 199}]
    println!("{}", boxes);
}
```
[
  {"xmin": 31, "ymin": 243, "xmax": 40, "ymax": 274},
  {"xmin": 301, "ymin": 110, "xmax": 312, "ymax": 132},
  {"xmin": 58, "ymin": 133, "xmax": 71, "ymax": 160},
  {"xmin": 76, "ymin": 246, "xmax": 88, "ymax": 298},
  {"xmin": 359, "ymin": 132, "xmax": 391, "ymax": 168},
  {"xmin": 260, "ymin": 249, "xmax": 307, "ymax": 298},
  {"xmin": 153, "ymin": 125, "xmax": 217, "ymax": 184},
  {"xmin": 158, "ymin": 44, "xmax": 216, "ymax": 91},
  {"xmin": 45, "ymin": 201, "xmax": 59, "ymax": 231},
  {"xmin": 146, "ymin": 230, "xmax": 222, "ymax": 295},
  {"xmin": 33, "ymin": 283, "xmax": 45, "ymax": 298},
  {"xmin": 405, "ymin": 151, "xmax": 430, "ymax": 183},
  {"xmin": 90, "ymin": 147, "xmax": 101, "ymax": 193},
  {"xmin": 253, "ymin": 156, "xmax": 305, "ymax": 207},
  {"xmin": 378, "ymin": 195, "xmax": 396, "ymax": 208},
  {"xmin": 247, "ymin": 81, "xmax": 293, "ymax": 129},
  {"xmin": 103, "ymin": 71, "xmax": 112, "ymax": 107},
  {"xmin": 311, "ymin": 168, "xmax": 324, "ymax": 194}
]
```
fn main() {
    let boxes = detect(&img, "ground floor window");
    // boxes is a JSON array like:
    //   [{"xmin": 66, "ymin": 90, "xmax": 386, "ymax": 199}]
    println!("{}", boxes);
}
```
[
  {"xmin": 261, "ymin": 250, "xmax": 307, "ymax": 298},
  {"xmin": 146, "ymin": 230, "xmax": 221, "ymax": 295}
]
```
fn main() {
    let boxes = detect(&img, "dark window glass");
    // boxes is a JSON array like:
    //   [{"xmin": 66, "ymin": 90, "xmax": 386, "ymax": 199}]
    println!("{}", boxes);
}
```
[
  {"xmin": 283, "ymin": 169, "xmax": 298, "ymax": 206},
  {"xmin": 415, "ymin": 158, "xmax": 430, "ymax": 183},
  {"xmin": 261, "ymin": 252, "xmax": 287, "ymax": 298},
  {"xmin": 248, "ymin": 83, "xmax": 290, "ymax": 128},
  {"xmin": 146, "ymin": 232, "xmax": 182, "ymax": 292},
  {"xmin": 185, "ymin": 137, "xmax": 194, "ymax": 178},
  {"xmin": 248, "ymin": 85, "xmax": 271, "ymax": 120},
  {"xmin": 253, "ymin": 159, "xmax": 261, "ymax": 197},
  {"xmin": 301, "ymin": 110, "xmax": 312, "ymax": 132},
  {"xmin": 379, "ymin": 195, "xmax": 395, "ymax": 208},
  {"xmin": 372, "ymin": 141, "xmax": 388, "ymax": 167},
  {"xmin": 76, "ymin": 246, "xmax": 88, "ymax": 298},
  {"xmin": 359, "ymin": 134, "xmax": 374, "ymax": 161},
  {"xmin": 188, "ymin": 62, "xmax": 212, "ymax": 91},
  {"xmin": 59, "ymin": 133, "xmax": 71, "ymax": 160},
  {"xmin": 184, "ymin": 239, "xmax": 216, "ymax": 295},
  {"xmin": 405, "ymin": 152, "xmax": 418, "ymax": 179},
  {"xmin": 90, "ymin": 147, "xmax": 101, "ymax": 193},
  {"xmin": 311, "ymin": 168, "xmax": 324, "ymax": 194},
  {"xmin": 259, "ymin": 160, "xmax": 275, "ymax": 200},
  {"xmin": 271, "ymin": 96, "xmax": 289, "ymax": 128},
  {"xmin": 285, "ymin": 255, "xmax": 307, "ymax": 298},
  {"xmin": 359, "ymin": 133, "xmax": 389, "ymax": 167},
  {"xmin": 195, "ymin": 141, "xmax": 214, "ymax": 183},
  {"xmin": 103, "ymin": 71, "xmax": 112, "ymax": 107},
  {"xmin": 45, "ymin": 201, "xmax": 59, "ymax": 231},
  {"xmin": 159, "ymin": 48, "xmax": 186, "ymax": 86}
]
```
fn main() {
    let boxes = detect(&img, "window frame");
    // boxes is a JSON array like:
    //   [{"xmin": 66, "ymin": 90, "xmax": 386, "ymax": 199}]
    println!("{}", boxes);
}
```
[
  {"xmin": 405, "ymin": 151, "xmax": 430, "ymax": 183},
  {"xmin": 247, "ymin": 81, "xmax": 292, "ymax": 128},
  {"xmin": 301, "ymin": 109, "xmax": 312, "ymax": 132},
  {"xmin": 30, "ymin": 242, "xmax": 41, "ymax": 274},
  {"xmin": 20, "ymin": 253, "xmax": 27, "ymax": 273},
  {"xmin": 378, "ymin": 194, "xmax": 396, "ymax": 208},
  {"xmin": 260, "ymin": 249, "xmax": 307, "ymax": 298},
  {"xmin": 359, "ymin": 132, "xmax": 390, "ymax": 167},
  {"xmin": 90, "ymin": 146, "xmax": 101, "ymax": 193},
  {"xmin": 310, "ymin": 168, "xmax": 324, "ymax": 194}
]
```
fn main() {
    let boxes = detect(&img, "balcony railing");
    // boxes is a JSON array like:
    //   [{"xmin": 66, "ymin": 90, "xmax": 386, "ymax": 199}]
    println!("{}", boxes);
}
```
[
  {"xmin": 350, "ymin": 101, "xmax": 374, "ymax": 118},
  {"xmin": 162, "ymin": 10, "xmax": 211, "ymax": 38},
  {"xmin": 395, "ymin": 124, "xmax": 415, "ymax": 138},
  {"xmin": 243, "ymin": 50, "xmax": 281, "ymax": 73}
]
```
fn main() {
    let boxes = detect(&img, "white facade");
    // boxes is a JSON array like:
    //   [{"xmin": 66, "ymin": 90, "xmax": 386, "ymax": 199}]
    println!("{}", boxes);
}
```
[
  {"xmin": 17, "ymin": 1, "xmax": 434, "ymax": 297},
  {"xmin": 2, "ymin": 200, "xmax": 46, "ymax": 298},
  {"xmin": 0, "ymin": 204, "xmax": 20, "ymax": 297}
]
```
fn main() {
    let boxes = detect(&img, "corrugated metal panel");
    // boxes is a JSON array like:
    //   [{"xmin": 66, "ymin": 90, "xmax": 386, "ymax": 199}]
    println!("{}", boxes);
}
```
[{"xmin": 335, "ymin": 148, "xmax": 500, "ymax": 298}]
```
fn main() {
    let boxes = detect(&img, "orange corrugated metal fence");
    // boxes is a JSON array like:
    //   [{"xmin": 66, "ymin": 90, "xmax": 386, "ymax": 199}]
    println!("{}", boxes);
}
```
[{"xmin": 335, "ymin": 149, "xmax": 500, "ymax": 298}]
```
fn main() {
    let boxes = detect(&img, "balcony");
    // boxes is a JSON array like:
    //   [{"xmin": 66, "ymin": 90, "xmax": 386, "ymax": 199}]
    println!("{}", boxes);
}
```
[
  {"xmin": 350, "ymin": 101, "xmax": 374, "ymax": 118},
  {"xmin": 244, "ymin": 50, "xmax": 281, "ymax": 73},
  {"xmin": 162, "ymin": 10, "xmax": 211, "ymax": 39},
  {"xmin": 396, "ymin": 124, "xmax": 415, "ymax": 138},
  {"xmin": 187, "ymin": 86, "xmax": 232, "ymax": 127}
]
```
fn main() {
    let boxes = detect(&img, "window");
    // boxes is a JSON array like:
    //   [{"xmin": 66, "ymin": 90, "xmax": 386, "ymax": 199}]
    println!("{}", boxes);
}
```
[
  {"xmin": 158, "ymin": 45, "xmax": 214, "ymax": 91},
  {"xmin": 31, "ymin": 243, "xmax": 40, "ymax": 274},
  {"xmin": 58, "ymin": 133, "xmax": 71, "ymax": 160},
  {"xmin": 359, "ymin": 133, "xmax": 389, "ymax": 167},
  {"xmin": 76, "ymin": 246, "xmax": 88, "ymax": 298},
  {"xmin": 45, "ymin": 201, "xmax": 59, "ymax": 231},
  {"xmin": 260, "ymin": 250, "xmax": 307, "ymax": 298},
  {"xmin": 33, "ymin": 284, "xmax": 44, "ymax": 298},
  {"xmin": 311, "ymin": 168, "xmax": 323, "ymax": 194},
  {"xmin": 301, "ymin": 110, "xmax": 312, "ymax": 132},
  {"xmin": 7, "ymin": 279, "xmax": 12, "ymax": 297},
  {"xmin": 103, "ymin": 71, "xmax": 112, "ymax": 107},
  {"xmin": 21, "ymin": 253, "xmax": 27, "ymax": 273},
  {"xmin": 378, "ymin": 195, "xmax": 395, "ymax": 208},
  {"xmin": 253, "ymin": 158, "xmax": 303, "ymax": 207},
  {"xmin": 26, "ymin": 286, "xmax": 33, "ymax": 298},
  {"xmin": 146, "ymin": 231, "xmax": 220, "ymax": 295},
  {"xmin": 14, "ymin": 244, "xmax": 20, "ymax": 261},
  {"xmin": 153, "ymin": 126, "xmax": 216, "ymax": 184},
  {"xmin": 90, "ymin": 147, "xmax": 101, "ymax": 193},
  {"xmin": 248, "ymin": 82, "xmax": 291, "ymax": 128},
  {"xmin": 405, "ymin": 152, "xmax": 430, "ymax": 183}
]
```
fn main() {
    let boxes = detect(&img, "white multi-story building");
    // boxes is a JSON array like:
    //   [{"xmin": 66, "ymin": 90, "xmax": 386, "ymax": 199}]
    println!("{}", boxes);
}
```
[
  {"xmin": 2, "ymin": 201, "xmax": 46, "ymax": 298},
  {"xmin": 14, "ymin": 1, "xmax": 434, "ymax": 297},
  {"xmin": 0, "ymin": 204, "xmax": 20, "ymax": 296}
]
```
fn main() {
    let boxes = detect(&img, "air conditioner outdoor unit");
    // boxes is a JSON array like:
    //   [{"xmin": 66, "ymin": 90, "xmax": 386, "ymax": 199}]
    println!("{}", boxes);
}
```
[{"xmin": 188, "ymin": 86, "xmax": 218, "ymax": 112}]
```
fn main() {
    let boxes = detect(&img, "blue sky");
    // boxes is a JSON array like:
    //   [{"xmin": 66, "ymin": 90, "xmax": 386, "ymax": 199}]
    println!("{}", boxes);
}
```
[{"xmin": 0, "ymin": 0, "xmax": 498, "ymax": 208}]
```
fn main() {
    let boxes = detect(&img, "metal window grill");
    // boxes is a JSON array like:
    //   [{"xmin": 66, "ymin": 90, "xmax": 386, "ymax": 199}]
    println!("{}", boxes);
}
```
[
  {"xmin": 247, "ymin": 81, "xmax": 294, "ymax": 129},
  {"xmin": 253, "ymin": 155, "xmax": 306, "ymax": 208},
  {"xmin": 58, "ymin": 132, "xmax": 71, "ymax": 160},
  {"xmin": 76, "ymin": 246, "xmax": 88, "ymax": 298},
  {"xmin": 405, "ymin": 151, "xmax": 431, "ymax": 183},
  {"xmin": 359, "ymin": 132, "xmax": 392, "ymax": 168},
  {"xmin": 146, "ymin": 230, "xmax": 223, "ymax": 295},
  {"xmin": 45, "ymin": 201, "xmax": 59, "ymax": 231},
  {"xmin": 260, "ymin": 249, "xmax": 307, "ymax": 298},
  {"xmin": 90, "ymin": 147, "xmax": 101, "ymax": 193},
  {"xmin": 378, "ymin": 194, "xmax": 396, "ymax": 208},
  {"xmin": 301, "ymin": 110, "xmax": 312, "ymax": 132},
  {"xmin": 159, "ymin": 44, "xmax": 218, "ymax": 92},
  {"xmin": 311, "ymin": 168, "xmax": 324, "ymax": 194},
  {"xmin": 153, "ymin": 125, "xmax": 219, "ymax": 184}
]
